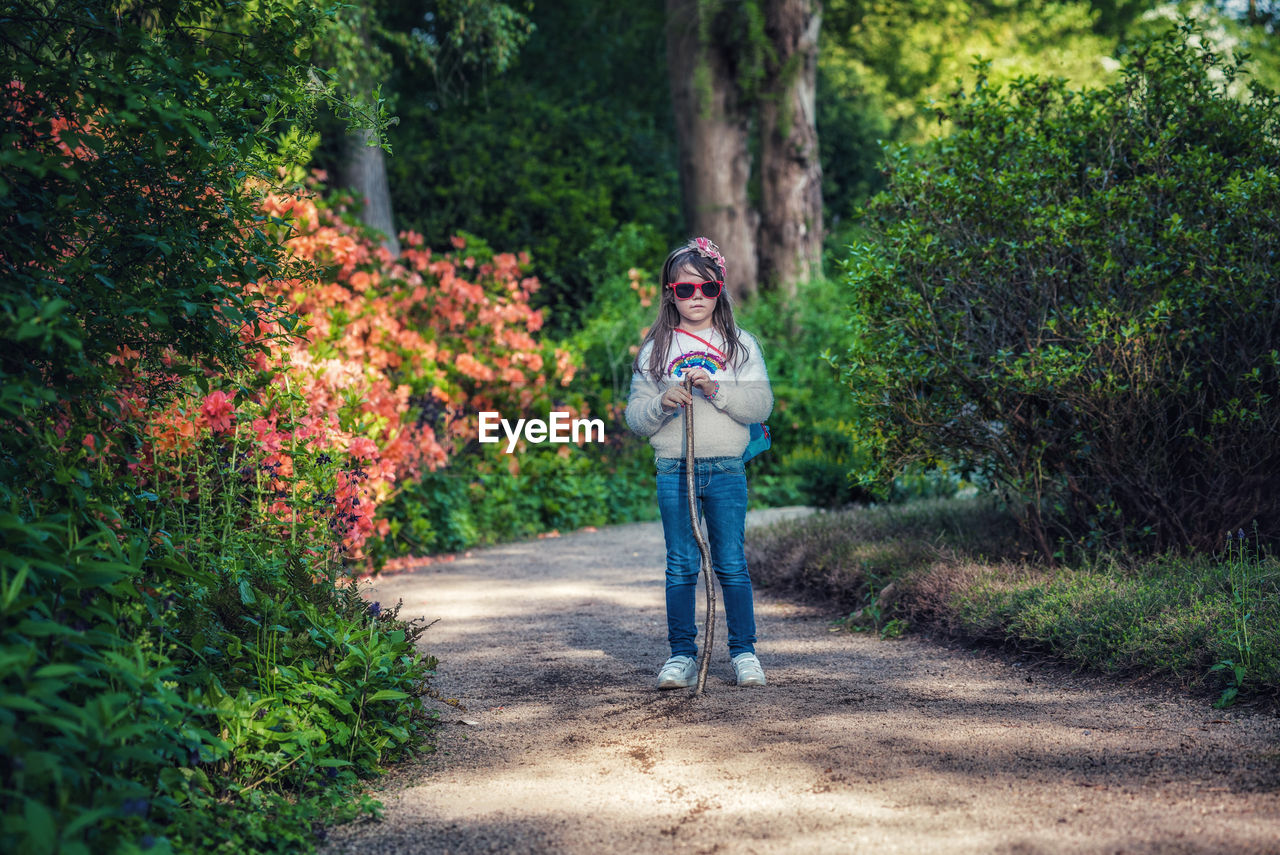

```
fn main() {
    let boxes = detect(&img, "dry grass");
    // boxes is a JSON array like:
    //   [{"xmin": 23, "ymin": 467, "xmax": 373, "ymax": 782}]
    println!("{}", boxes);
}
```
[
  {"xmin": 746, "ymin": 496, "xmax": 1022, "ymax": 615},
  {"xmin": 746, "ymin": 497, "xmax": 1280, "ymax": 704}
]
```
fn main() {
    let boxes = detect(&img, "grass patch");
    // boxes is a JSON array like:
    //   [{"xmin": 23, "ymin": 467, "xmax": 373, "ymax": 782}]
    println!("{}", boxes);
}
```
[
  {"xmin": 746, "ymin": 498, "xmax": 1280, "ymax": 706},
  {"xmin": 745, "ymin": 497, "xmax": 1023, "ymax": 612}
]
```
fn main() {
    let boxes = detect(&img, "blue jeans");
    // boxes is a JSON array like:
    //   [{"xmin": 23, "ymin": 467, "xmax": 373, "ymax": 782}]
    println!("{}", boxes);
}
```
[{"xmin": 655, "ymin": 456, "xmax": 756, "ymax": 658}]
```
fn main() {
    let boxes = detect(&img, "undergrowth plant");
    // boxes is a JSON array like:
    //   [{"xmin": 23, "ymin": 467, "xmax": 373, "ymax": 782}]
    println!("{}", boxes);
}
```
[
  {"xmin": 840, "ymin": 20, "xmax": 1280, "ymax": 556},
  {"xmin": 1211, "ymin": 526, "xmax": 1268, "ymax": 707}
]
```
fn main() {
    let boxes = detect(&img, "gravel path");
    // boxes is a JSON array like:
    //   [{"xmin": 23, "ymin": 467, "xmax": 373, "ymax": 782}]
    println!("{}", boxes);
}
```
[{"xmin": 323, "ymin": 508, "xmax": 1280, "ymax": 855}]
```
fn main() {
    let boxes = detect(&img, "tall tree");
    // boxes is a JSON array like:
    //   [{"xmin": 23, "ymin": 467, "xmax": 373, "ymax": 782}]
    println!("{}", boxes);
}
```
[
  {"xmin": 666, "ymin": 0, "xmax": 823, "ymax": 299},
  {"xmin": 758, "ymin": 0, "xmax": 823, "ymax": 290},
  {"xmin": 320, "ymin": 1, "xmax": 535, "ymax": 257},
  {"xmin": 337, "ymin": 8, "xmax": 401, "ymax": 256},
  {"xmin": 666, "ymin": 0, "xmax": 759, "ymax": 298}
]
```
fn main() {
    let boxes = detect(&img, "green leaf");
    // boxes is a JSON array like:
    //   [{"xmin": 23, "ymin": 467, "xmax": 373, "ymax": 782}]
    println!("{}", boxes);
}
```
[
  {"xmin": 23, "ymin": 798, "xmax": 56, "ymax": 853},
  {"xmin": 316, "ymin": 758, "xmax": 353, "ymax": 767},
  {"xmin": 60, "ymin": 806, "xmax": 115, "ymax": 838},
  {"xmin": 0, "ymin": 694, "xmax": 50, "ymax": 713},
  {"xmin": 367, "ymin": 689, "xmax": 409, "ymax": 702},
  {"xmin": 238, "ymin": 576, "xmax": 256, "ymax": 606}
]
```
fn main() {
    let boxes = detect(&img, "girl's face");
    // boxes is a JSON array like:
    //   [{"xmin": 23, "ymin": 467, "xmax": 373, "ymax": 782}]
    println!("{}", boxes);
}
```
[{"xmin": 668, "ymin": 262, "xmax": 720, "ymax": 329}]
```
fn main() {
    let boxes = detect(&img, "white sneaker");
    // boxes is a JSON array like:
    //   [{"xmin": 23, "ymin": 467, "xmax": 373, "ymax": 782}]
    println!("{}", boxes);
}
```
[
  {"xmin": 656, "ymin": 655, "xmax": 697, "ymax": 689},
  {"xmin": 732, "ymin": 652, "xmax": 766, "ymax": 687}
]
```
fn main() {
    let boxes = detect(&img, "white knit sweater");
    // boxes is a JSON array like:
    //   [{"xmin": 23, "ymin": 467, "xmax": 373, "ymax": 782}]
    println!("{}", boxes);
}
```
[{"xmin": 624, "ymin": 326, "xmax": 774, "ymax": 459}]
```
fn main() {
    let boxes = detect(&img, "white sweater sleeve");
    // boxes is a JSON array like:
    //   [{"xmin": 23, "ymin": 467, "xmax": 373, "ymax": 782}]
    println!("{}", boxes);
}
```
[
  {"xmin": 624, "ymin": 342, "xmax": 678, "ymax": 438},
  {"xmin": 708, "ymin": 331, "xmax": 773, "ymax": 424}
]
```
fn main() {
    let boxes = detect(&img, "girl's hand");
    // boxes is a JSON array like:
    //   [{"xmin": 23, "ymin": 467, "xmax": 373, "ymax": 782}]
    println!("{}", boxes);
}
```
[
  {"xmin": 660, "ymin": 384, "xmax": 691, "ymax": 413},
  {"xmin": 684, "ymin": 368, "xmax": 717, "ymax": 396}
]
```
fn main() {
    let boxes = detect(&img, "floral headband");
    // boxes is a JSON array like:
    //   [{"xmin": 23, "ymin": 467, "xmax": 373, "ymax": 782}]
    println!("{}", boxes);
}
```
[{"xmin": 687, "ymin": 237, "xmax": 727, "ymax": 277}]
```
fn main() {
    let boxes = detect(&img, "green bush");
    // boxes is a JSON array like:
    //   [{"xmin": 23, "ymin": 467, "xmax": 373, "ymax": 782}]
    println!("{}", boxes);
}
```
[
  {"xmin": 733, "ymin": 275, "xmax": 970, "ymax": 509},
  {"xmin": 734, "ymin": 277, "xmax": 852, "ymax": 507},
  {"xmin": 1, "ymin": 3, "xmax": 434, "ymax": 852},
  {"xmin": 783, "ymin": 421, "xmax": 873, "ymax": 508},
  {"xmin": 839, "ymin": 21, "xmax": 1280, "ymax": 556},
  {"xmin": 1, "ymin": 389, "xmax": 438, "ymax": 855},
  {"xmin": 565, "ymin": 223, "xmax": 673, "ymax": 408},
  {"xmin": 370, "ymin": 438, "xmax": 658, "ymax": 561}
]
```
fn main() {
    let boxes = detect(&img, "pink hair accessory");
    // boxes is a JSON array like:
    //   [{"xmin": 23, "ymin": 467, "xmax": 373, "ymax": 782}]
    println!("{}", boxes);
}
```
[{"xmin": 688, "ymin": 237, "xmax": 727, "ymax": 276}]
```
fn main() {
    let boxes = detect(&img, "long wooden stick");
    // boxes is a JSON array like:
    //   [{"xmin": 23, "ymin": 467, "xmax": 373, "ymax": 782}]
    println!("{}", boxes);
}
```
[{"xmin": 684, "ymin": 375, "xmax": 716, "ymax": 695}]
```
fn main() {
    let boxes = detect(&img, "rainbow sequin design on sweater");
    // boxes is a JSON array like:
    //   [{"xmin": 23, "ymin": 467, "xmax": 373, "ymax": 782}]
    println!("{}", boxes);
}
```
[{"xmin": 668, "ymin": 350, "xmax": 726, "ymax": 378}]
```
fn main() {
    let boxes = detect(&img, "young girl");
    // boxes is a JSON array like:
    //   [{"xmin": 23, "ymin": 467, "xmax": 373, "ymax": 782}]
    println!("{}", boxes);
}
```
[{"xmin": 624, "ymin": 237, "xmax": 774, "ymax": 689}]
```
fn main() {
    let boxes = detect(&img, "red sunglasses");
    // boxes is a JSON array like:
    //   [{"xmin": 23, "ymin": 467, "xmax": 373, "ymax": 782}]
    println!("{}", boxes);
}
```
[{"xmin": 669, "ymin": 280, "xmax": 724, "ymax": 300}]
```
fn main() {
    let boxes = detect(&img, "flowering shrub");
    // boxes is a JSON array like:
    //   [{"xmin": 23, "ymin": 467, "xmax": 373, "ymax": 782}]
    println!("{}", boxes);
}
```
[
  {"xmin": 11, "ymin": 214, "xmax": 549, "ymax": 847},
  {"xmin": 251, "ymin": 178, "xmax": 582, "ymax": 556},
  {"xmin": 76, "ymin": 173, "xmax": 584, "ymax": 567},
  {"xmin": 353, "ymin": 222, "xmax": 667, "ymax": 566},
  {"xmin": 3, "ymin": 9, "xmax": 614, "ymax": 848},
  {"xmin": 3, "ymin": 15, "xmax": 594, "ymax": 850}
]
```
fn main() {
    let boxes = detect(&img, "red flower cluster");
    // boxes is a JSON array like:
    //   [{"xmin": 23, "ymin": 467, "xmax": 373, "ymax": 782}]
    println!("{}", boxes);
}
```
[
  {"xmin": 200, "ymin": 391, "xmax": 235, "ymax": 434},
  {"xmin": 21, "ymin": 98, "xmax": 587, "ymax": 562},
  {"xmin": 110, "ymin": 175, "xmax": 584, "ymax": 560},
  {"xmin": 243, "ymin": 181, "xmax": 582, "ymax": 550},
  {"xmin": 8, "ymin": 94, "xmax": 589, "ymax": 565}
]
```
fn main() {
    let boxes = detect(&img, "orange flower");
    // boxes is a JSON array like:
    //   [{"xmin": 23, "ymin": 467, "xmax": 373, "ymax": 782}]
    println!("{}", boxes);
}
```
[
  {"xmin": 62, "ymin": 168, "xmax": 571, "ymax": 561},
  {"xmin": 348, "ymin": 436, "xmax": 378, "ymax": 461},
  {"xmin": 200, "ymin": 391, "xmax": 235, "ymax": 433},
  {"xmin": 455, "ymin": 353, "xmax": 495, "ymax": 382},
  {"xmin": 555, "ymin": 348, "xmax": 578, "ymax": 386},
  {"xmin": 107, "ymin": 345, "xmax": 141, "ymax": 366}
]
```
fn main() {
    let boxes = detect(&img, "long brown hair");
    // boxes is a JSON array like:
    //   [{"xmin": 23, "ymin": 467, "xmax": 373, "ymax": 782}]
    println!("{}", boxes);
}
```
[{"xmin": 633, "ymin": 242, "xmax": 747, "ymax": 379}]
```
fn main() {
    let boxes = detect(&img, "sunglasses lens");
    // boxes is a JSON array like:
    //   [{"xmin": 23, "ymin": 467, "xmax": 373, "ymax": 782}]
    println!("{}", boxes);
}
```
[{"xmin": 671, "ymin": 281, "xmax": 722, "ymax": 299}]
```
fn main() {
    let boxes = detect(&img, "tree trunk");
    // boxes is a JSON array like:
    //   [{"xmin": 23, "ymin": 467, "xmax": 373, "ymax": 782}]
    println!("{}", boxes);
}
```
[
  {"xmin": 340, "ymin": 123, "xmax": 401, "ymax": 258},
  {"xmin": 758, "ymin": 0, "xmax": 823, "ymax": 295},
  {"xmin": 666, "ymin": 0, "xmax": 758, "ymax": 300}
]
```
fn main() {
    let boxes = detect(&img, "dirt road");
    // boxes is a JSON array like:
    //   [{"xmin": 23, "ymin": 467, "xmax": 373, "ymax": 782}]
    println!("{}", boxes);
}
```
[{"xmin": 323, "ymin": 509, "xmax": 1280, "ymax": 854}]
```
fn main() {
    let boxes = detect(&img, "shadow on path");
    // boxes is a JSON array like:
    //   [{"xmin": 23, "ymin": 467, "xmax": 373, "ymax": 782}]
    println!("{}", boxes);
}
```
[{"xmin": 323, "ymin": 509, "xmax": 1280, "ymax": 855}]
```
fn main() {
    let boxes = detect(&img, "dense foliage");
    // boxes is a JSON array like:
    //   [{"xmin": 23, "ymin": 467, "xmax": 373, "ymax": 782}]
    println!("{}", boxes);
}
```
[
  {"xmin": 254, "ymin": 180, "xmax": 580, "ymax": 554},
  {"xmin": 840, "ymin": 22, "xmax": 1280, "ymax": 556},
  {"xmin": 356, "ymin": 0, "xmax": 682, "ymax": 335},
  {"xmin": 1, "ymin": 0, "xmax": 323, "ymax": 460},
  {"xmin": 0, "ymin": 2, "xmax": 509, "ymax": 851},
  {"xmin": 2, "ymin": 131, "xmax": 586, "ymax": 848}
]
